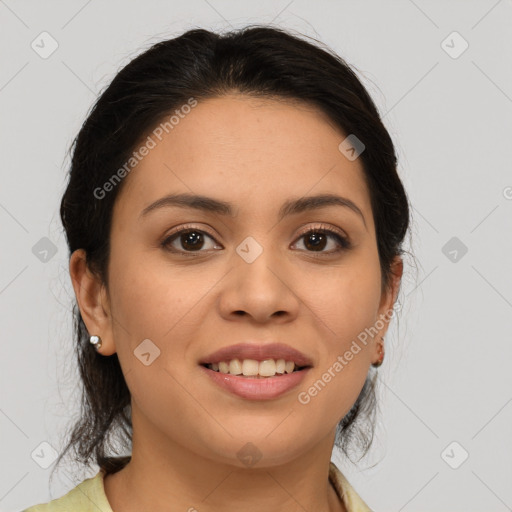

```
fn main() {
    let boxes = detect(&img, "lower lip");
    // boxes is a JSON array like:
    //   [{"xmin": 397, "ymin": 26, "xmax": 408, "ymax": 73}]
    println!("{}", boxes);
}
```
[{"xmin": 199, "ymin": 365, "xmax": 311, "ymax": 400}]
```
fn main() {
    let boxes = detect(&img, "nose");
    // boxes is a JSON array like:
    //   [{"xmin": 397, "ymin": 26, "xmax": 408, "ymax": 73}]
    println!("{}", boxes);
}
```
[{"xmin": 217, "ymin": 246, "xmax": 300, "ymax": 324}]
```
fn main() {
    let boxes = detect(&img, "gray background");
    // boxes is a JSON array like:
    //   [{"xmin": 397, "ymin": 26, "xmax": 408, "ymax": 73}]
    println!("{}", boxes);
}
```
[{"xmin": 1, "ymin": 1, "xmax": 511, "ymax": 511}]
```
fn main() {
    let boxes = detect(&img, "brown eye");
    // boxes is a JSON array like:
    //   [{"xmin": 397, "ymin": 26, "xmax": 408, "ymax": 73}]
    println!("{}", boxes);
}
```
[
  {"xmin": 293, "ymin": 227, "xmax": 351, "ymax": 254},
  {"xmin": 162, "ymin": 228, "xmax": 220, "ymax": 253},
  {"xmin": 303, "ymin": 231, "xmax": 328, "ymax": 251},
  {"xmin": 178, "ymin": 230, "xmax": 205, "ymax": 251}
]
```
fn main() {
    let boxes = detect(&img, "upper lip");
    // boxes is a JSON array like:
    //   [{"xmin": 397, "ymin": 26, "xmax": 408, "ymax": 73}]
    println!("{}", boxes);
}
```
[{"xmin": 199, "ymin": 343, "xmax": 314, "ymax": 368}]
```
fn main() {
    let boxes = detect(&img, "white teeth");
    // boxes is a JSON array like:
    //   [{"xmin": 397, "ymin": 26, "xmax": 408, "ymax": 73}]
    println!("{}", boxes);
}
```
[
  {"xmin": 258, "ymin": 359, "xmax": 276, "ymax": 377},
  {"xmin": 229, "ymin": 359, "xmax": 243, "ymax": 375},
  {"xmin": 285, "ymin": 360, "xmax": 295, "ymax": 374},
  {"xmin": 207, "ymin": 358, "xmax": 301, "ymax": 377},
  {"xmin": 242, "ymin": 359, "xmax": 259, "ymax": 376}
]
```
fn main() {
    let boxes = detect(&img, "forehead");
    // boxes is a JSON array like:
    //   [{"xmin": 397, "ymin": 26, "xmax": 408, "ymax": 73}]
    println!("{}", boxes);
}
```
[{"xmin": 115, "ymin": 94, "xmax": 372, "ymax": 224}]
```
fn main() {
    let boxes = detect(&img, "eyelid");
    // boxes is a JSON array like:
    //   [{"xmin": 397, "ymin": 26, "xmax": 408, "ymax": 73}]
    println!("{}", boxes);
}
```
[
  {"xmin": 294, "ymin": 222, "xmax": 348, "ymax": 242},
  {"xmin": 165, "ymin": 223, "xmax": 218, "ymax": 240}
]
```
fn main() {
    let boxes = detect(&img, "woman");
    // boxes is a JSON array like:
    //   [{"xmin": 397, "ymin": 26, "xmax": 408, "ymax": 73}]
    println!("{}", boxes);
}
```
[{"xmin": 23, "ymin": 24, "xmax": 410, "ymax": 512}]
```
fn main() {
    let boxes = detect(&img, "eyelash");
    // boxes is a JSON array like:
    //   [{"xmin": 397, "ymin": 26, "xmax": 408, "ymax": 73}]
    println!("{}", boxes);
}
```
[{"xmin": 160, "ymin": 223, "xmax": 351, "ymax": 257}]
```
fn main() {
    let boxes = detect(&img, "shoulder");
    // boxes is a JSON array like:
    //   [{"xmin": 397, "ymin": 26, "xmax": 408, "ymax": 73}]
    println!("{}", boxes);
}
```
[
  {"xmin": 22, "ymin": 470, "xmax": 113, "ymax": 512},
  {"xmin": 329, "ymin": 461, "xmax": 373, "ymax": 512}
]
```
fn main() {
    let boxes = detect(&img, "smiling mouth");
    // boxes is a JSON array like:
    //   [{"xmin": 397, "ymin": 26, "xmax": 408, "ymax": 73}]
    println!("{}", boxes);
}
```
[{"xmin": 200, "ymin": 359, "xmax": 310, "ymax": 378}]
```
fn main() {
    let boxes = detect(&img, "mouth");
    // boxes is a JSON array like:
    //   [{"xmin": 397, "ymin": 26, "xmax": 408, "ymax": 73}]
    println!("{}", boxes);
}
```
[
  {"xmin": 200, "ymin": 359, "xmax": 311, "ymax": 378},
  {"xmin": 199, "ymin": 342, "xmax": 314, "ymax": 373},
  {"xmin": 198, "ymin": 342, "xmax": 314, "ymax": 399}
]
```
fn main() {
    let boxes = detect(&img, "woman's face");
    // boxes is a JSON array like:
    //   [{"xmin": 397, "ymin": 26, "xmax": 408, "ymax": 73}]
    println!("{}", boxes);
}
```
[{"xmin": 83, "ymin": 94, "xmax": 401, "ymax": 468}]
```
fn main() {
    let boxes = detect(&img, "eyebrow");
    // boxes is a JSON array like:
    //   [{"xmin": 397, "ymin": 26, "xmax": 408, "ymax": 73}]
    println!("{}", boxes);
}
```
[{"xmin": 139, "ymin": 192, "xmax": 367, "ymax": 229}]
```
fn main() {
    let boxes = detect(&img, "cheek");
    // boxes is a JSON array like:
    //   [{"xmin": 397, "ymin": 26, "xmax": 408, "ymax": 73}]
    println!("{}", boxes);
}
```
[
  {"xmin": 294, "ymin": 287, "xmax": 378, "ymax": 432},
  {"xmin": 108, "ymin": 246, "xmax": 212, "ymax": 341},
  {"xmin": 302, "ymin": 257, "xmax": 383, "ymax": 348},
  {"xmin": 105, "ymin": 251, "xmax": 217, "ymax": 443},
  {"xmin": 286, "ymin": 260, "xmax": 381, "ymax": 428}
]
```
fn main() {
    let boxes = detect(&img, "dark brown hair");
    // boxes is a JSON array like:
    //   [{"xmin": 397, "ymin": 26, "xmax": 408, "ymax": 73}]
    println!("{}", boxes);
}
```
[{"xmin": 53, "ymin": 24, "xmax": 411, "ymax": 480}]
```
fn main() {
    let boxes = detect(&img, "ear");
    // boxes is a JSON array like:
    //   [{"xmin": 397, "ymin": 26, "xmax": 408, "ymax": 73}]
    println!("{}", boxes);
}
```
[
  {"xmin": 371, "ymin": 255, "xmax": 403, "ymax": 364},
  {"xmin": 69, "ymin": 249, "xmax": 116, "ymax": 356}
]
